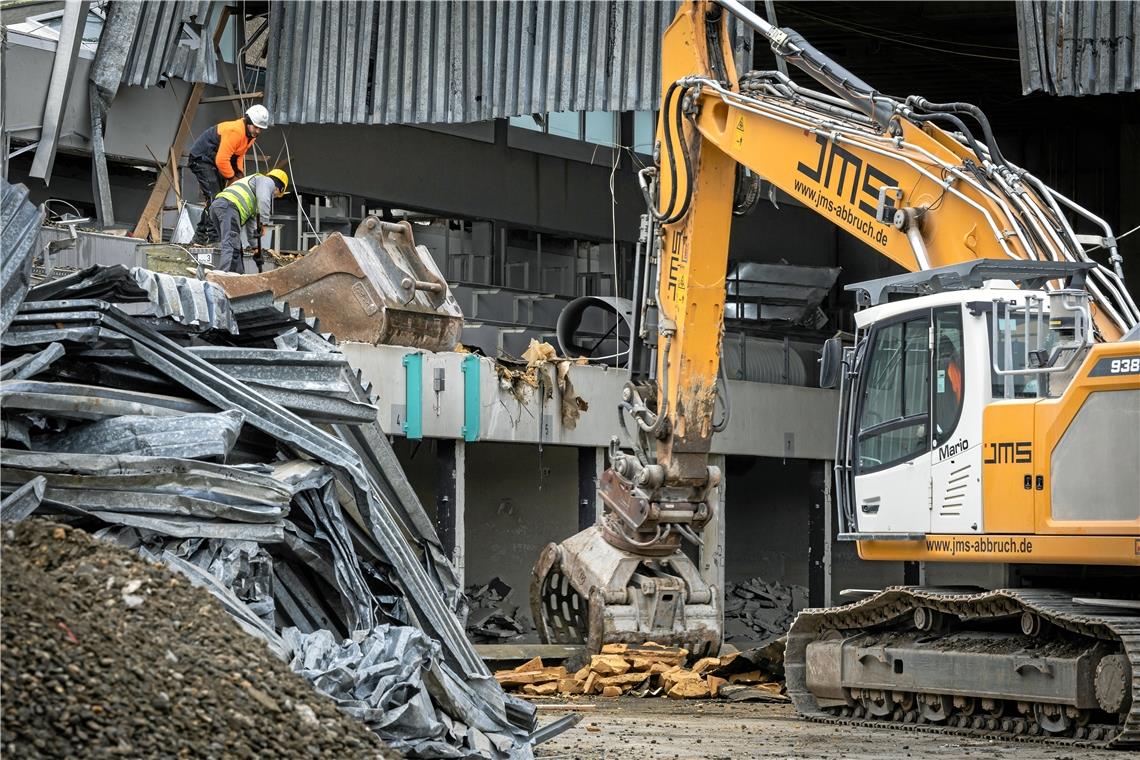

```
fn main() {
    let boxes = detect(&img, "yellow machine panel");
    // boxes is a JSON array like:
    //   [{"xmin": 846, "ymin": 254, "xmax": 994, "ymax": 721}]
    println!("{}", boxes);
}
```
[
  {"xmin": 980, "ymin": 401, "xmax": 1036, "ymax": 534},
  {"xmin": 1032, "ymin": 342, "xmax": 1140, "ymax": 536}
]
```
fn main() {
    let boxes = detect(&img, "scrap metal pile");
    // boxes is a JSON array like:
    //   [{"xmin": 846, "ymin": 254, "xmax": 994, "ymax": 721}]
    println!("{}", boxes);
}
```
[
  {"xmin": 465, "ymin": 577, "xmax": 534, "ymax": 644},
  {"xmin": 0, "ymin": 180, "xmax": 566, "ymax": 758},
  {"xmin": 723, "ymin": 576, "xmax": 808, "ymax": 646}
]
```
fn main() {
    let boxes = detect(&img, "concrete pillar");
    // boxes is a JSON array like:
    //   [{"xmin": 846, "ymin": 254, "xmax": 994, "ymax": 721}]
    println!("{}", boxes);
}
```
[
  {"xmin": 702, "ymin": 454, "xmax": 727, "ymax": 638},
  {"xmin": 577, "ymin": 446, "xmax": 602, "ymax": 530},
  {"xmin": 808, "ymin": 460, "xmax": 830, "ymax": 608},
  {"xmin": 436, "ymin": 439, "xmax": 466, "ymax": 585}
]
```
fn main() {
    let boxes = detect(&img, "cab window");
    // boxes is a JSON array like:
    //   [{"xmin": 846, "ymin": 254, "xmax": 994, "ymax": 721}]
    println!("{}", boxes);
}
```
[
  {"xmin": 933, "ymin": 306, "xmax": 964, "ymax": 447},
  {"xmin": 856, "ymin": 315, "xmax": 930, "ymax": 472}
]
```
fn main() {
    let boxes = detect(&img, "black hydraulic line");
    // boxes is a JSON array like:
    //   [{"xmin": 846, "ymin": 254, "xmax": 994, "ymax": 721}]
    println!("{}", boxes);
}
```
[
  {"xmin": 704, "ymin": 4, "xmax": 730, "ymax": 86},
  {"xmin": 777, "ymin": 28, "xmax": 895, "ymax": 128},
  {"xmin": 659, "ymin": 83, "xmax": 682, "ymax": 219},
  {"xmin": 659, "ymin": 86, "xmax": 696, "ymax": 226},
  {"xmin": 906, "ymin": 112, "xmax": 989, "ymax": 168},
  {"xmin": 909, "ymin": 97, "xmax": 1009, "ymax": 168},
  {"xmin": 641, "ymin": 82, "xmax": 695, "ymax": 226}
]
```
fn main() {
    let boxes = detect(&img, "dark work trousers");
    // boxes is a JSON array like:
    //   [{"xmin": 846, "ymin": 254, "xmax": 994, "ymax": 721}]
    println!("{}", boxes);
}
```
[
  {"xmin": 209, "ymin": 199, "xmax": 246, "ymax": 273},
  {"xmin": 188, "ymin": 157, "xmax": 224, "ymax": 243}
]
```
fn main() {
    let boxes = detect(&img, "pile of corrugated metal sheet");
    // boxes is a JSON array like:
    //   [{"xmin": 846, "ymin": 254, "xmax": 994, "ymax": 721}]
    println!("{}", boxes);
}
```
[
  {"xmin": 264, "ymin": 0, "xmax": 747, "ymax": 126},
  {"xmin": 1016, "ymin": 0, "xmax": 1139, "ymax": 96},
  {"xmin": 0, "ymin": 182, "xmax": 577, "ymax": 757},
  {"xmin": 1, "ymin": 181, "xmax": 44, "ymax": 336}
]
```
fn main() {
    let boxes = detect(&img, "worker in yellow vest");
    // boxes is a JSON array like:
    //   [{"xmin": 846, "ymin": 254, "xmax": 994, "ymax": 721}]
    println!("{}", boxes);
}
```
[{"xmin": 209, "ymin": 169, "xmax": 289, "ymax": 273}]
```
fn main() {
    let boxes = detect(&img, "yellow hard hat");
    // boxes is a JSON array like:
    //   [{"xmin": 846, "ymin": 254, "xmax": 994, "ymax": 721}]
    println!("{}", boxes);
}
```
[{"xmin": 267, "ymin": 169, "xmax": 289, "ymax": 192}]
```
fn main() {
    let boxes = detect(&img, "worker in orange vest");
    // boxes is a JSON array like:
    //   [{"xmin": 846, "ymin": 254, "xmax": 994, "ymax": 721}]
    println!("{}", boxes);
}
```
[
  {"xmin": 187, "ymin": 104, "xmax": 269, "ymax": 245},
  {"xmin": 936, "ymin": 336, "xmax": 964, "ymax": 439}
]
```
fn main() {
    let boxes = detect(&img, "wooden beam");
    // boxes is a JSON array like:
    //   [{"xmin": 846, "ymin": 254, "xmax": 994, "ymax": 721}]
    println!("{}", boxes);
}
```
[
  {"xmin": 200, "ymin": 91, "xmax": 264, "ymax": 104},
  {"xmin": 132, "ymin": 7, "xmax": 232, "ymax": 241}
]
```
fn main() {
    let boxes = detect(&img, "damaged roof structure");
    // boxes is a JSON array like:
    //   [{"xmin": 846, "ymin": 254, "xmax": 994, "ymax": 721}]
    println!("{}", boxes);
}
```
[{"xmin": 0, "ymin": 178, "xmax": 576, "ymax": 758}]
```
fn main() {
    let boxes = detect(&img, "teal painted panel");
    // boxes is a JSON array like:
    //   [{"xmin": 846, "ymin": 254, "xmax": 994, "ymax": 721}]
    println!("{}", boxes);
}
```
[
  {"xmin": 461, "ymin": 353, "xmax": 480, "ymax": 442},
  {"xmin": 403, "ymin": 352, "xmax": 423, "ymax": 440}
]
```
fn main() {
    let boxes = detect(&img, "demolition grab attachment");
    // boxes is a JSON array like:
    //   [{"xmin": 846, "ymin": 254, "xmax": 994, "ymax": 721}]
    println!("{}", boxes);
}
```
[
  {"xmin": 208, "ymin": 216, "xmax": 463, "ymax": 352},
  {"xmin": 531, "ymin": 440, "xmax": 723, "ymax": 658}
]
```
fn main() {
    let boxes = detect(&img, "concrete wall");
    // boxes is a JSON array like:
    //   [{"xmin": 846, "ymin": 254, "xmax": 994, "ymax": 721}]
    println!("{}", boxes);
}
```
[
  {"xmin": 341, "ymin": 343, "xmax": 840, "ymax": 460},
  {"xmin": 723, "ymin": 455, "xmax": 904, "ymax": 603},
  {"xmin": 723, "ymin": 456, "xmax": 813, "ymax": 588},
  {"xmin": 254, "ymin": 122, "xmax": 646, "ymax": 244},
  {"xmin": 392, "ymin": 437, "xmax": 578, "ymax": 640},
  {"xmin": 461, "ymin": 441, "xmax": 579, "ymax": 635}
]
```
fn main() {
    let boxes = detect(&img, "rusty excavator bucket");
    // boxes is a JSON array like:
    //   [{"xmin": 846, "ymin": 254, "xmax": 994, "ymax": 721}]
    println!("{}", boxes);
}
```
[{"xmin": 208, "ymin": 217, "xmax": 463, "ymax": 351}]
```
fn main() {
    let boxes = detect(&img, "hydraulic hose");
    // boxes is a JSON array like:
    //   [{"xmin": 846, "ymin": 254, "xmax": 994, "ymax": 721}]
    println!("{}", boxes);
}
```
[
  {"xmin": 909, "ymin": 97, "xmax": 1009, "ymax": 169},
  {"xmin": 906, "ymin": 111, "xmax": 989, "ymax": 169},
  {"xmin": 640, "ymin": 83, "xmax": 696, "ymax": 226}
]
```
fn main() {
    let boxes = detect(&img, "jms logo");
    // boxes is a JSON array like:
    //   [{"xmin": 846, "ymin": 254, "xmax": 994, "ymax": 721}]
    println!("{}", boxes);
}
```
[
  {"xmin": 984, "ymin": 441, "xmax": 1032, "ymax": 464},
  {"xmin": 665, "ymin": 230, "xmax": 688, "ymax": 300},
  {"xmin": 796, "ymin": 135, "xmax": 899, "ymax": 219}
]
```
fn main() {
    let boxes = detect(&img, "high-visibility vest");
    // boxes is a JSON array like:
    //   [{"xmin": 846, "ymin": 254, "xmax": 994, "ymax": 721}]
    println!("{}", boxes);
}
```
[{"xmin": 215, "ymin": 175, "xmax": 259, "ymax": 224}]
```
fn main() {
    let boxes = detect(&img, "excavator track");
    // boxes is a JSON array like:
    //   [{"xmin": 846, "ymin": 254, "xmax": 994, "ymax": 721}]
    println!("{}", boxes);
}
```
[{"xmin": 786, "ymin": 587, "xmax": 1139, "ymax": 748}]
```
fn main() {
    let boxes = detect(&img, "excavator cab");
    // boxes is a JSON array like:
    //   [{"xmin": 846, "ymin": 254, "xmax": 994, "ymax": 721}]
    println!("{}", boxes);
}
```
[{"xmin": 830, "ymin": 260, "xmax": 1102, "ymax": 544}]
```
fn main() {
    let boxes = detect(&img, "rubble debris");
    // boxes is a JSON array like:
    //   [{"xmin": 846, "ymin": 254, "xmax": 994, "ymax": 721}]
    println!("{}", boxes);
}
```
[
  {"xmin": 495, "ymin": 340, "xmax": 588, "ymax": 428},
  {"xmin": 723, "ymin": 576, "xmax": 808, "ymax": 646},
  {"xmin": 0, "ymin": 183, "xmax": 555, "ymax": 759},
  {"xmin": 494, "ymin": 641, "xmax": 789, "ymax": 701},
  {"xmin": 465, "ymin": 576, "xmax": 535, "ymax": 643},
  {"xmin": 1, "ymin": 519, "xmax": 398, "ymax": 758}
]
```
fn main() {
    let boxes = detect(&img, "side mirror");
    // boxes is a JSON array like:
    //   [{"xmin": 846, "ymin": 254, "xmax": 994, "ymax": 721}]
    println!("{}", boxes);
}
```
[{"xmin": 819, "ymin": 337, "xmax": 843, "ymax": 389}]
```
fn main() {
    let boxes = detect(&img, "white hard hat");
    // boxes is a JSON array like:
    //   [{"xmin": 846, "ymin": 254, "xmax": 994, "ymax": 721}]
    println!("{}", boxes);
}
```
[{"xmin": 245, "ymin": 104, "xmax": 269, "ymax": 129}]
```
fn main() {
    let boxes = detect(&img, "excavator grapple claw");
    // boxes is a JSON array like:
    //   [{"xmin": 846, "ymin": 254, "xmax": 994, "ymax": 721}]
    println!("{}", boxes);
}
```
[{"xmin": 531, "ymin": 525, "xmax": 720, "ymax": 658}]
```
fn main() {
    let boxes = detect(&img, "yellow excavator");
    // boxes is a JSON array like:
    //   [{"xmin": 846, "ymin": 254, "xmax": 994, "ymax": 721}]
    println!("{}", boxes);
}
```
[{"xmin": 533, "ymin": 0, "xmax": 1140, "ymax": 746}]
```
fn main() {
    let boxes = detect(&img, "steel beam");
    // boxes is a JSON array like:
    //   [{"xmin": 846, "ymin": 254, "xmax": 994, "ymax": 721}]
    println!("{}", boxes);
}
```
[
  {"xmin": 29, "ymin": 2, "xmax": 90, "ymax": 183},
  {"xmin": 577, "ymin": 445, "xmax": 599, "ymax": 531},
  {"xmin": 436, "ymin": 439, "xmax": 457, "ymax": 559},
  {"xmin": 808, "ymin": 460, "xmax": 827, "ymax": 608}
]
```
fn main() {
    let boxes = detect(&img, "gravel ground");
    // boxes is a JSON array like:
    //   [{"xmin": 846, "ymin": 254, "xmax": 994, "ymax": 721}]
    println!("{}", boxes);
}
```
[
  {"xmin": 1, "ymin": 519, "xmax": 399, "ymax": 759},
  {"xmin": 534, "ymin": 697, "xmax": 1121, "ymax": 760}
]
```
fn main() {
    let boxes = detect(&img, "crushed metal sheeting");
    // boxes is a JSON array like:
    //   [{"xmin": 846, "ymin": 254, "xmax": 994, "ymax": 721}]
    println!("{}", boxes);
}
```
[
  {"xmin": 0, "ymin": 342, "xmax": 65, "ymax": 381},
  {"xmin": 28, "ymin": 265, "xmax": 237, "ymax": 333},
  {"xmin": 117, "ymin": 1, "xmax": 221, "ymax": 88},
  {"xmin": 0, "ymin": 266, "xmax": 565, "ymax": 757},
  {"xmin": 0, "ymin": 477, "xmax": 46, "ymax": 525},
  {"xmin": 0, "ymin": 380, "xmax": 214, "ymax": 420},
  {"xmin": 34, "ymin": 410, "xmax": 245, "ymax": 459},
  {"xmin": 285, "ymin": 625, "xmax": 531, "ymax": 758},
  {"xmin": 264, "ymin": 1, "xmax": 747, "ymax": 126},
  {"xmin": 1017, "ymin": 1, "xmax": 1139, "ymax": 96},
  {"xmin": 1, "ymin": 181, "xmax": 44, "ymax": 337}
]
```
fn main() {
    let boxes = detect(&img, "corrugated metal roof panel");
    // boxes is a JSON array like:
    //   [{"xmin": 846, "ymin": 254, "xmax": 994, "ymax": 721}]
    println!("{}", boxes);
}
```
[
  {"xmin": 1016, "ymin": 0, "xmax": 1139, "ymax": 96},
  {"xmin": 117, "ymin": 0, "xmax": 220, "ymax": 88},
  {"xmin": 264, "ymin": 0, "xmax": 746, "ymax": 126}
]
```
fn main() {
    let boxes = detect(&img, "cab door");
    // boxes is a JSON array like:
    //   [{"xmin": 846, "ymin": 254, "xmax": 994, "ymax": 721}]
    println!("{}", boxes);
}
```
[{"xmin": 851, "ymin": 312, "xmax": 931, "ymax": 534}]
